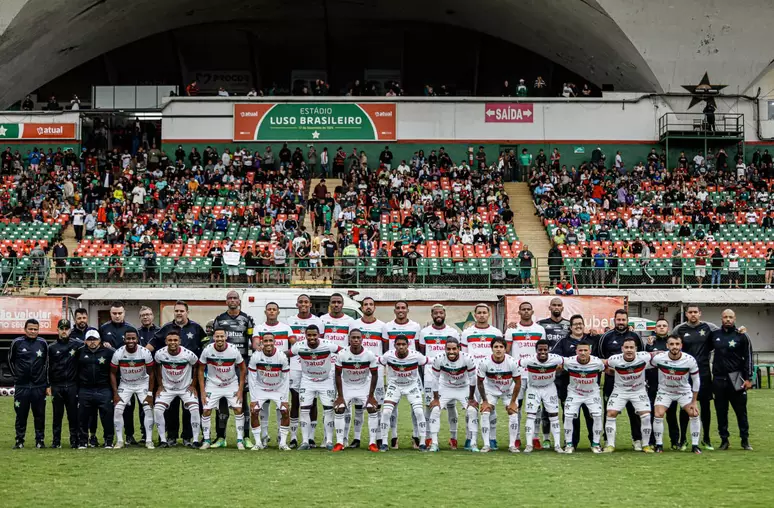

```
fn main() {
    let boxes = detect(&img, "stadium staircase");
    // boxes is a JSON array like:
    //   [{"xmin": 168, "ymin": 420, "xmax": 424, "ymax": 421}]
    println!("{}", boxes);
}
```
[
  {"xmin": 292, "ymin": 177, "xmax": 339, "ymax": 287},
  {"xmin": 504, "ymin": 182, "xmax": 551, "ymax": 289}
]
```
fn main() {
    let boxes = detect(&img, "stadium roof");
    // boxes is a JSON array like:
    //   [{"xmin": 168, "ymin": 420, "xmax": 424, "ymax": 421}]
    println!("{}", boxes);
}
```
[{"xmin": 0, "ymin": 0, "xmax": 772, "ymax": 106}]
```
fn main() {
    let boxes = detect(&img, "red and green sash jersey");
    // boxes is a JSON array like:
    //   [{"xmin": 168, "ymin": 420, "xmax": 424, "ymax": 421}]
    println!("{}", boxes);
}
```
[
  {"xmin": 320, "ymin": 313, "xmax": 355, "ymax": 349},
  {"xmin": 651, "ymin": 352, "xmax": 700, "ymax": 394},
  {"xmin": 290, "ymin": 340, "xmax": 341, "ymax": 382},
  {"xmin": 505, "ymin": 322, "xmax": 546, "ymax": 377},
  {"xmin": 461, "ymin": 325, "xmax": 504, "ymax": 362},
  {"xmin": 285, "ymin": 314, "xmax": 324, "ymax": 372},
  {"xmin": 110, "ymin": 345, "xmax": 154, "ymax": 385},
  {"xmin": 564, "ymin": 355, "xmax": 605, "ymax": 397},
  {"xmin": 476, "ymin": 354, "xmax": 520, "ymax": 395},
  {"xmin": 382, "ymin": 319, "xmax": 422, "ymax": 351},
  {"xmin": 607, "ymin": 351, "xmax": 653, "ymax": 392},
  {"xmin": 419, "ymin": 324, "xmax": 462, "ymax": 359},
  {"xmin": 352, "ymin": 318, "xmax": 386, "ymax": 357},
  {"xmin": 518, "ymin": 353, "xmax": 564, "ymax": 388},
  {"xmin": 155, "ymin": 346, "xmax": 198, "ymax": 391},
  {"xmin": 198, "ymin": 343, "xmax": 244, "ymax": 388},
  {"xmin": 430, "ymin": 352, "xmax": 476, "ymax": 390},
  {"xmin": 248, "ymin": 347, "xmax": 290, "ymax": 391},
  {"xmin": 253, "ymin": 322, "xmax": 294, "ymax": 352},
  {"xmin": 335, "ymin": 347, "xmax": 378, "ymax": 388},
  {"xmin": 379, "ymin": 349, "xmax": 428, "ymax": 387}
]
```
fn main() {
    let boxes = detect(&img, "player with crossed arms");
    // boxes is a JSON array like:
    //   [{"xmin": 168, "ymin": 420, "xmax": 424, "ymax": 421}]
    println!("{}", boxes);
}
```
[
  {"xmin": 248, "ymin": 332, "xmax": 291, "ymax": 450},
  {"xmin": 427, "ymin": 338, "xmax": 478, "ymax": 452},
  {"xmin": 476, "ymin": 337, "xmax": 522, "ymax": 453},
  {"xmin": 153, "ymin": 327, "xmax": 201, "ymax": 448}
]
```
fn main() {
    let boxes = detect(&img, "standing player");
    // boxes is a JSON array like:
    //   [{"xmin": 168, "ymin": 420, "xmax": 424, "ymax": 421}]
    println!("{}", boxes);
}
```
[
  {"xmin": 378, "ymin": 335, "xmax": 428, "ymax": 452},
  {"xmin": 253, "ymin": 302, "xmax": 294, "ymax": 447},
  {"xmin": 351, "ymin": 297, "xmax": 387, "ymax": 449},
  {"xmin": 48, "ymin": 319, "xmax": 82, "ymax": 449},
  {"xmin": 477, "ymin": 337, "xmax": 521, "ymax": 453},
  {"xmin": 333, "ymin": 329, "xmax": 380, "ymax": 452},
  {"xmin": 651, "ymin": 335, "xmax": 702, "ymax": 454},
  {"xmin": 504, "ymin": 301, "xmax": 545, "ymax": 449},
  {"xmin": 419, "ymin": 304, "xmax": 462, "ymax": 448},
  {"xmin": 519, "ymin": 339, "xmax": 565, "ymax": 453},
  {"xmin": 427, "ymin": 339, "xmax": 478, "ymax": 452},
  {"xmin": 289, "ymin": 325, "xmax": 342, "ymax": 450},
  {"xmin": 153, "ymin": 327, "xmax": 201, "ymax": 447},
  {"xmin": 211, "ymin": 290, "xmax": 254, "ymax": 448},
  {"xmin": 538, "ymin": 297, "xmax": 570, "ymax": 447},
  {"xmin": 645, "ymin": 319, "xmax": 681, "ymax": 449},
  {"xmin": 198, "ymin": 327, "xmax": 247, "ymax": 450},
  {"xmin": 603, "ymin": 337, "xmax": 654, "ymax": 453},
  {"xmin": 248, "ymin": 332, "xmax": 291, "ymax": 450},
  {"xmin": 286, "ymin": 294, "xmax": 324, "ymax": 448},
  {"xmin": 320, "ymin": 293, "xmax": 355, "ymax": 350},
  {"xmin": 562, "ymin": 339, "xmax": 605, "ymax": 453},
  {"xmin": 109, "ymin": 328, "xmax": 155, "ymax": 449},
  {"xmin": 382, "ymin": 300, "xmax": 422, "ymax": 448}
]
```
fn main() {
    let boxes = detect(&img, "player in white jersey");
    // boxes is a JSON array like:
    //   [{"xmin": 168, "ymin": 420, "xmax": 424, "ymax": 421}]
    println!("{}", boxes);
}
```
[
  {"xmin": 427, "ymin": 339, "xmax": 478, "ymax": 452},
  {"xmin": 351, "ymin": 297, "xmax": 386, "ymax": 448},
  {"xmin": 253, "ymin": 302, "xmax": 295, "ymax": 447},
  {"xmin": 460, "ymin": 303, "xmax": 504, "ymax": 450},
  {"xmin": 285, "ymin": 294, "xmax": 324, "ymax": 448},
  {"xmin": 651, "ymin": 335, "xmax": 702, "ymax": 454},
  {"xmin": 382, "ymin": 300, "xmax": 423, "ymax": 448},
  {"xmin": 477, "ymin": 337, "xmax": 522, "ymax": 453},
  {"xmin": 153, "ymin": 328, "xmax": 201, "ymax": 448},
  {"xmin": 333, "ymin": 329, "xmax": 379, "ymax": 453},
  {"xmin": 378, "ymin": 335, "xmax": 428, "ymax": 452},
  {"xmin": 562, "ymin": 340, "xmax": 605, "ymax": 454},
  {"xmin": 603, "ymin": 337, "xmax": 655, "ymax": 453},
  {"xmin": 248, "ymin": 332, "xmax": 291, "ymax": 450},
  {"xmin": 320, "ymin": 293, "xmax": 355, "ymax": 350},
  {"xmin": 289, "ymin": 325, "xmax": 342, "ymax": 450},
  {"xmin": 419, "ymin": 304, "xmax": 462, "ymax": 448},
  {"xmin": 519, "ymin": 339, "xmax": 565, "ymax": 453},
  {"xmin": 504, "ymin": 300, "xmax": 547, "ymax": 450},
  {"xmin": 198, "ymin": 328, "xmax": 247, "ymax": 450},
  {"xmin": 109, "ymin": 328, "xmax": 155, "ymax": 449}
]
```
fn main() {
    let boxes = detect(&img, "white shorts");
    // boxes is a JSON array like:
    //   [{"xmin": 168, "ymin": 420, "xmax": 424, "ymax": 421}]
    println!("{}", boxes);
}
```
[
  {"xmin": 117, "ymin": 383, "xmax": 151, "ymax": 407},
  {"xmin": 564, "ymin": 392, "xmax": 603, "ymax": 417},
  {"xmin": 438, "ymin": 387, "xmax": 471, "ymax": 408},
  {"xmin": 246, "ymin": 269, "xmax": 256, "ymax": 276},
  {"xmin": 517, "ymin": 377, "xmax": 528, "ymax": 401},
  {"xmin": 695, "ymin": 266, "xmax": 706, "ymax": 278},
  {"xmin": 289, "ymin": 359, "xmax": 302, "ymax": 391},
  {"xmin": 299, "ymin": 378, "xmax": 335, "ymax": 407},
  {"xmin": 228, "ymin": 266, "xmax": 239, "ymax": 276},
  {"xmin": 654, "ymin": 391, "xmax": 693, "ymax": 408},
  {"xmin": 155, "ymin": 389, "xmax": 198, "ymax": 409},
  {"xmin": 203, "ymin": 384, "xmax": 242, "ymax": 410},
  {"xmin": 251, "ymin": 388, "xmax": 287, "ymax": 408},
  {"xmin": 384, "ymin": 382, "xmax": 423, "ymax": 406},
  {"xmin": 524, "ymin": 384, "xmax": 559, "ymax": 414},
  {"xmin": 607, "ymin": 389, "xmax": 650, "ymax": 413},
  {"xmin": 340, "ymin": 385, "xmax": 377, "ymax": 409},
  {"xmin": 483, "ymin": 390, "xmax": 514, "ymax": 408}
]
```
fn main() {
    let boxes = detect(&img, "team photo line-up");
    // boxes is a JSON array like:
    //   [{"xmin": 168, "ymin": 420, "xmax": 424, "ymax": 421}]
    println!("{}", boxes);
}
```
[{"xmin": 9, "ymin": 293, "xmax": 754, "ymax": 454}]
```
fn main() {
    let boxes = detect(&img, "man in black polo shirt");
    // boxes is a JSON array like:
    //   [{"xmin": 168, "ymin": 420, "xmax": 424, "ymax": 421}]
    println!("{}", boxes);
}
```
[
  {"xmin": 77, "ymin": 329, "xmax": 116, "ymax": 448},
  {"xmin": 9, "ymin": 319, "xmax": 49, "ymax": 448},
  {"xmin": 596, "ymin": 309, "xmax": 643, "ymax": 450},
  {"xmin": 48, "ymin": 319, "xmax": 83, "ymax": 448}
]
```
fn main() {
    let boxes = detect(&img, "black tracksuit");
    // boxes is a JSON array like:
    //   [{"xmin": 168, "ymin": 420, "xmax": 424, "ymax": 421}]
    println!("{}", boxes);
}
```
[
  {"xmin": 69, "ymin": 325, "xmax": 98, "ymax": 342},
  {"xmin": 673, "ymin": 321, "xmax": 717, "ymax": 443},
  {"xmin": 77, "ymin": 345, "xmax": 115, "ymax": 446},
  {"xmin": 552, "ymin": 333, "xmax": 598, "ymax": 447},
  {"xmin": 597, "ymin": 328, "xmax": 643, "ymax": 442},
  {"xmin": 710, "ymin": 325, "xmax": 753, "ymax": 442},
  {"xmin": 538, "ymin": 318, "xmax": 571, "ymax": 437},
  {"xmin": 645, "ymin": 334, "xmax": 679, "ymax": 446},
  {"xmin": 9, "ymin": 336, "xmax": 49, "ymax": 445},
  {"xmin": 48, "ymin": 338, "xmax": 83, "ymax": 447},
  {"xmin": 99, "ymin": 321, "xmax": 139, "ymax": 440}
]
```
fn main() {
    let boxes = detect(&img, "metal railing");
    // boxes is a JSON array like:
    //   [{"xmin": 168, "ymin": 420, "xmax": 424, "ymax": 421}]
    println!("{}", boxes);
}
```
[
  {"xmin": 2, "ymin": 255, "xmax": 773, "ymax": 290},
  {"xmin": 658, "ymin": 112, "xmax": 744, "ymax": 139}
]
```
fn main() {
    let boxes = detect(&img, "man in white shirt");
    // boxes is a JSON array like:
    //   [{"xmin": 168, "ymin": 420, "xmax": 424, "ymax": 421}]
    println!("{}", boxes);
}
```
[{"xmin": 72, "ymin": 205, "xmax": 86, "ymax": 241}]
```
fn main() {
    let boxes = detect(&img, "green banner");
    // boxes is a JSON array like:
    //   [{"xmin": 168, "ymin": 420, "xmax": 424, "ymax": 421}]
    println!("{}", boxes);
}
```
[{"xmin": 0, "ymin": 124, "xmax": 21, "ymax": 139}]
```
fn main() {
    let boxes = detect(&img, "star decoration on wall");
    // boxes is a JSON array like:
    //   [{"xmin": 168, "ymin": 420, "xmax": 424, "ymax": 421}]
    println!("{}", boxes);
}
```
[{"xmin": 682, "ymin": 72, "xmax": 727, "ymax": 109}]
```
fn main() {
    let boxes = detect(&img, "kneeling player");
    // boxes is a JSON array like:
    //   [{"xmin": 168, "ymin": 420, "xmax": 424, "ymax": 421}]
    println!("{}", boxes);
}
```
[
  {"xmin": 519, "ymin": 339, "xmax": 565, "ymax": 453},
  {"xmin": 378, "ymin": 335, "xmax": 428, "ymax": 452},
  {"xmin": 154, "ymin": 328, "xmax": 201, "ymax": 447},
  {"xmin": 198, "ymin": 328, "xmax": 247, "ymax": 450},
  {"xmin": 562, "ymin": 340, "xmax": 605, "ymax": 453},
  {"xmin": 248, "ymin": 332, "xmax": 291, "ymax": 450},
  {"xmin": 428, "ymin": 338, "xmax": 477, "ymax": 452},
  {"xmin": 333, "ymin": 329, "xmax": 380, "ymax": 452},
  {"xmin": 603, "ymin": 338, "xmax": 654, "ymax": 453},
  {"xmin": 651, "ymin": 335, "xmax": 702, "ymax": 454},
  {"xmin": 109, "ymin": 328, "xmax": 155, "ymax": 449},
  {"xmin": 477, "ymin": 337, "xmax": 522, "ymax": 453}
]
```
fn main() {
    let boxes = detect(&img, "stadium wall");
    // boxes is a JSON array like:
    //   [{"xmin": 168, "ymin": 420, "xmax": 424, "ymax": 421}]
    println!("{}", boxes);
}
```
[{"xmin": 0, "ymin": 111, "xmax": 81, "ymax": 152}]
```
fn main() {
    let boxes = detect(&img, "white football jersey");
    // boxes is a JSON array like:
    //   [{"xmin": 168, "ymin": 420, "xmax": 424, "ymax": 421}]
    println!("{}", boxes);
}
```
[
  {"xmin": 519, "ymin": 354, "xmax": 565, "ymax": 388},
  {"xmin": 335, "ymin": 347, "xmax": 378, "ymax": 388},
  {"xmin": 382, "ymin": 319, "xmax": 422, "ymax": 351},
  {"xmin": 155, "ymin": 346, "xmax": 198, "ymax": 391},
  {"xmin": 290, "ymin": 340, "xmax": 341, "ymax": 382},
  {"xmin": 430, "ymin": 352, "xmax": 476, "ymax": 390},
  {"xmin": 651, "ymin": 352, "xmax": 699, "ymax": 394},
  {"xmin": 253, "ymin": 321, "xmax": 294, "ymax": 352},
  {"xmin": 564, "ymin": 355, "xmax": 605, "ymax": 397},
  {"xmin": 248, "ymin": 347, "xmax": 290, "ymax": 392},
  {"xmin": 199, "ymin": 343, "xmax": 245, "ymax": 388},
  {"xmin": 351, "ymin": 318, "xmax": 386, "ymax": 357},
  {"xmin": 285, "ymin": 314, "xmax": 324, "ymax": 372},
  {"xmin": 607, "ymin": 352, "xmax": 653, "ymax": 392},
  {"xmin": 320, "ymin": 313, "xmax": 355, "ymax": 349},
  {"xmin": 110, "ymin": 345, "xmax": 154, "ymax": 385},
  {"xmin": 419, "ymin": 324, "xmax": 462, "ymax": 359},
  {"xmin": 379, "ymin": 349, "xmax": 427, "ymax": 387},
  {"xmin": 476, "ymin": 354, "xmax": 521, "ymax": 395},
  {"xmin": 506, "ymin": 322, "xmax": 546, "ymax": 371},
  {"xmin": 460, "ymin": 325, "xmax": 504, "ymax": 362}
]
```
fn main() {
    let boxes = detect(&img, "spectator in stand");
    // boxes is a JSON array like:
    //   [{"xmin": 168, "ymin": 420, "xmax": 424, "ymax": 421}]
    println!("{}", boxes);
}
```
[
  {"xmin": 671, "ymin": 245, "xmax": 684, "ymax": 286},
  {"xmin": 217, "ymin": 87, "xmax": 229, "ymax": 97},
  {"xmin": 710, "ymin": 247, "xmax": 724, "ymax": 289},
  {"xmin": 273, "ymin": 242, "xmax": 287, "ymax": 284},
  {"xmin": 22, "ymin": 95, "xmax": 34, "ymax": 111},
  {"xmin": 517, "ymin": 79, "xmax": 528, "ymax": 97},
  {"xmin": 53, "ymin": 240, "xmax": 69, "ymax": 285},
  {"xmin": 765, "ymin": 248, "xmax": 774, "ymax": 289},
  {"xmin": 534, "ymin": 76, "xmax": 547, "ymax": 96},
  {"xmin": 322, "ymin": 234, "xmax": 337, "ymax": 282},
  {"xmin": 561, "ymin": 83, "xmax": 575, "ymax": 98},
  {"xmin": 70, "ymin": 94, "xmax": 81, "ymax": 110},
  {"xmin": 555, "ymin": 277, "xmax": 574, "ymax": 295},
  {"xmin": 518, "ymin": 244, "xmax": 534, "ymax": 288},
  {"xmin": 379, "ymin": 146, "xmax": 393, "ymax": 170},
  {"xmin": 404, "ymin": 243, "xmax": 421, "ymax": 285},
  {"xmin": 593, "ymin": 247, "xmax": 606, "ymax": 288},
  {"xmin": 185, "ymin": 81, "xmax": 199, "ymax": 96},
  {"xmin": 694, "ymin": 243, "xmax": 708, "ymax": 289},
  {"xmin": 309, "ymin": 238, "xmax": 322, "ymax": 281},
  {"xmin": 548, "ymin": 242, "xmax": 563, "ymax": 286},
  {"xmin": 207, "ymin": 243, "xmax": 223, "ymax": 286},
  {"xmin": 727, "ymin": 248, "xmax": 740, "ymax": 289}
]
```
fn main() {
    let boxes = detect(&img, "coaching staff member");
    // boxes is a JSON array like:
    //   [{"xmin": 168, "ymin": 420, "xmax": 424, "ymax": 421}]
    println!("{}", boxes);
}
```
[
  {"xmin": 9, "ymin": 319, "xmax": 48, "ymax": 449},
  {"xmin": 48, "ymin": 318, "xmax": 83, "ymax": 448},
  {"xmin": 77, "ymin": 329, "xmax": 116, "ymax": 448}
]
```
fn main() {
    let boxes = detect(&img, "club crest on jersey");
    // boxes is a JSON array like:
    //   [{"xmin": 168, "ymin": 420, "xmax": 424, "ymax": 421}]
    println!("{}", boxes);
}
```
[
  {"xmin": 311, "ymin": 353, "xmax": 318, "ymax": 360},
  {"xmin": 217, "ymin": 359, "xmax": 224, "ymax": 366},
  {"xmin": 627, "ymin": 367, "xmax": 634, "ymax": 373},
  {"xmin": 353, "ymin": 363, "xmax": 361, "ymax": 369},
  {"xmin": 399, "ymin": 365, "xmax": 406, "ymax": 371}
]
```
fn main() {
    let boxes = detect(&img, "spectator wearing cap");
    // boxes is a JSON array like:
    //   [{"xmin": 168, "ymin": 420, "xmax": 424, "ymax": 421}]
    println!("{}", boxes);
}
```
[
  {"xmin": 48, "ymin": 318, "xmax": 83, "ymax": 448},
  {"xmin": 77, "ymin": 329, "xmax": 116, "ymax": 448},
  {"xmin": 9, "ymin": 319, "xmax": 48, "ymax": 448}
]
